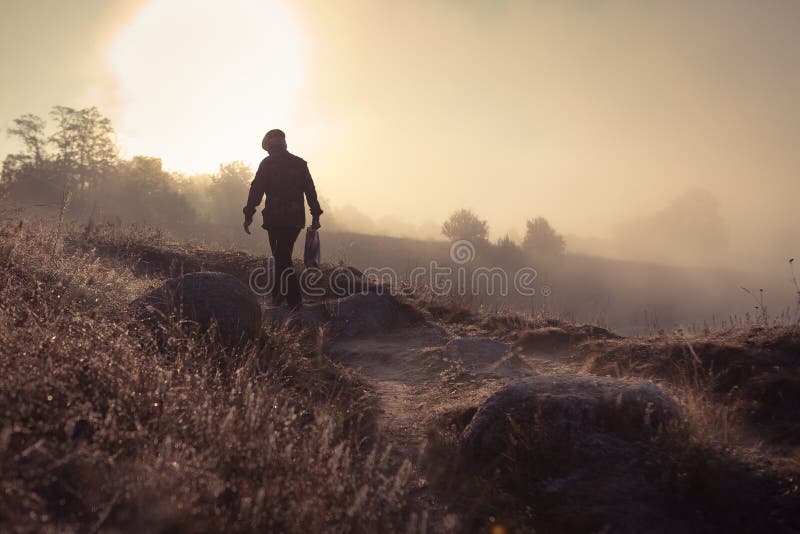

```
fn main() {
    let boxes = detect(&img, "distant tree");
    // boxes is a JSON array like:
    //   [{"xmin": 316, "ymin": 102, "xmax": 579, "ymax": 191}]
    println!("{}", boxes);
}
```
[
  {"xmin": 612, "ymin": 188, "xmax": 729, "ymax": 263},
  {"xmin": 1, "ymin": 105, "xmax": 202, "ymax": 232},
  {"xmin": 3, "ymin": 112, "xmax": 60, "ymax": 202},
  {"xmin": 206, "ymin": 161, "xmax": 253, "ymax": 228},
  {"xmin": 496, "ymin": 234, "xmax": 516, "ymax": 251},
  {"xmin": 7, "ymin": 114, "xmax": 47, "ymax": 166},
  {"xmin": 109, "ymin": 156, "xmax": 196, "ymax": 230},
  {"xmin": 49, "ymin": 106, "xmax": 117, "ymax": 185},
  {"xmin": 2, "ymin": 114, "xmax": 47, "ymax": 186},
  {"xmin": 441, "ymin": 208, "xmax": 489, "ymax": 243},
  {"xmin": 48, "ymin": 106, "xmax": 79, "ymax": 166},
  {"xmin": 493, "ymin": 233, "xmax": 526, "ymax": 266},
  {"xmin": 523, "ymin": 217, "xmax": 565, "ymax": 256},
  {"xmin": 3, "ymin": 106, "xmax": 117, "ymax": 199},
  {"xmin": 211, "ymin": 161, "xmax": 252, "ymax": 189},
  {"xmin": 73, "ymin": 107, "xmax": 117, "ymax": 172}
]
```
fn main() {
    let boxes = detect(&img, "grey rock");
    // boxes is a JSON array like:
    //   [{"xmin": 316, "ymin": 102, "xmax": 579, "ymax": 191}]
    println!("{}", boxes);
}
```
[
  {"xmin": 461, "ymin": 374, "xmax": 680, "ymax": 469},
  {"xmin": 263, "ymin": 292, "xmax": 425, "ymax": 338},
  {"xmin": 131, "ymin": 272, "xmax": 262, "ymax": 346},
  {"xmin": 332, "ymin": 293, "xmax": 428, "ymax": 336},
  {"xmin": 460, "ymin": 375, "xmax": 685, "ymax": 532}
]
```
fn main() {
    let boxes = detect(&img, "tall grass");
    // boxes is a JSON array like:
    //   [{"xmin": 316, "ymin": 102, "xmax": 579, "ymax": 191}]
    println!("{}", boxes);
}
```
[
  {"xmin": 0, "ymin": 218, "xmax": 416, "ymax": 532},
  {"xmin": 673, "ymin": 337, "xmax": 744, "ymax": 445}
]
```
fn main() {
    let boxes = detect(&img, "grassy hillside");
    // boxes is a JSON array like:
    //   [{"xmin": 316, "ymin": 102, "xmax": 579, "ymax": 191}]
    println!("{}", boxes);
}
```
[
  {"xmin": 1, "ymin": 216, "xmax": 798, "ymax": 532},
  {"xmin": 8, "ymin": 200, "xmax": 797, "ymax": 334},
  {"xmin": 252, "ymin": 229, "xmax": 797, "ymax": 335},
  {"xmin": 0, "ymin": 219, "xmax": 412, "ymax": 532}
]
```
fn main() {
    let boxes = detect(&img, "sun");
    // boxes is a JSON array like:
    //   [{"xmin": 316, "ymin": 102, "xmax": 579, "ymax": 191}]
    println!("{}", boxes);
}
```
[{"xmin": 107, "ymin": 0, "xmax": 306, "ymax": 173}]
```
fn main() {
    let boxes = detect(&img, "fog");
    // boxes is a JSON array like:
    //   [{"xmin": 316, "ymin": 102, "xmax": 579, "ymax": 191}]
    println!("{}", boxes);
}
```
[{"xmin": 1, "ymin": 0, "xmax": 799, "ymax": 329}]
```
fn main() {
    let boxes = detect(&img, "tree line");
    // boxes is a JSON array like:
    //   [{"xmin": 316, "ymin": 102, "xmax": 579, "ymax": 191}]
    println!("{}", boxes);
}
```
[
  {"xmin": 441, "ymin": 208, "xmax": 566, "ymax": 258},
  {"xmin": 1, "ymin": 106, "xmax": 254, "ymax": 238},
  {"xmin": 2, "ymin": 106, "xmax": 567, "ymax": 258}
]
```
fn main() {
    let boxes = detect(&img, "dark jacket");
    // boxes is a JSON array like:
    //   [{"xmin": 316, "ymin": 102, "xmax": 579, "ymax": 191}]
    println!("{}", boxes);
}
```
[{"xmin": 243, "ymin": 150, "xmax": 323, "ymax": 229}]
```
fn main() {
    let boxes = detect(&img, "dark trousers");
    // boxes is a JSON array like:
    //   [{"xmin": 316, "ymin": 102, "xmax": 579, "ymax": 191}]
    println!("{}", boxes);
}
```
[{"xmin": 268, "ymin": 226, "xmax": 302, "ymax": 306}]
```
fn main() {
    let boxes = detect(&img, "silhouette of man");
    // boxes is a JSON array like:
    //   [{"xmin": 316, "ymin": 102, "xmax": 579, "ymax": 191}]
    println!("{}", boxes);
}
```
[{"xmin": 243, "ymin": 129, "xmax": 323, "ymax": 309}]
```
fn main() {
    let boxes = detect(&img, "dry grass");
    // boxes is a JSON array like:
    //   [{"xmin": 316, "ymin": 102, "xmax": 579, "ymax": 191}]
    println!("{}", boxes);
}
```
[
  {"xmin": 576, "ymin": 326, "xmax": 800, "ymax": 448},
  {"xmin": 0, "ymin": 218, "xmax": 416, "ymax": 532},
  {"xmin": 3, "ymin": 215, "xmax": 799, "ymax": 532},
  {"xmin": 415, "ymin": 301, "xmax": 800, "ymax": 531}
]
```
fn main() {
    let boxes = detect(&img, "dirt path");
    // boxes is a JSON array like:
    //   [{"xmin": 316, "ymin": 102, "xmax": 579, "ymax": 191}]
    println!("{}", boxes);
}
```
[
  {"xmin": 325, "ymin": 319, "xmax": 589, "ymax": 530},
  {"xmin": 330, "ymin": 323, "xmax": 575, "ymax": 452},
  {"xmin": 327, "ymin": 323, "xmax": 454, "ymax": 456},
  {"xmin": 328, "ymin": 321, "xmax": 583, "ymax": 457}
]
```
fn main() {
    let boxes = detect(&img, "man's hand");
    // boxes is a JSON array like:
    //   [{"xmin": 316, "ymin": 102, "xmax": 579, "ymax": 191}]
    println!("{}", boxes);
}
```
[
  {"xmin": 243, "ymin": 220, "xmax": 252, "ymax": 234},
  {"xmin": 311, "ymin": 216, "xmax": 321, "ymax": 229}
]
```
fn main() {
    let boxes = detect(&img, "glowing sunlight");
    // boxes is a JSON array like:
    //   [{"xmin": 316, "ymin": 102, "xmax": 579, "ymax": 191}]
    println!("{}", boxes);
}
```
[{"xmin": 107, "ymin": 0, "xmax": 306, "ymax": 173}]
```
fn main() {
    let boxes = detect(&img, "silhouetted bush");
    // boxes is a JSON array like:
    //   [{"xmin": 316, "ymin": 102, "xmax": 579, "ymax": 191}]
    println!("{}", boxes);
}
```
[
  {"xmin": 523, "ymin": 216, "xmax": 565, "ymax": 257},
  {"xmin": 441, "ymin": 208, "xmax": 489, "ymax": 244}
]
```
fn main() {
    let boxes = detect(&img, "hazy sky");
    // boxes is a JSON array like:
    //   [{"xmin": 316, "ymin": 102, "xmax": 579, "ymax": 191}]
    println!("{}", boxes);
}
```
[{"xmin": 1, "ymin": 0, "xmax": 798, "ymax": 253}]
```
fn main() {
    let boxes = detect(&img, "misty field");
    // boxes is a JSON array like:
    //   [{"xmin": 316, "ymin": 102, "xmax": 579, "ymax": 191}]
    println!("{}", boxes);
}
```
[{"xmin": 1, "ymin": 217, "xmax": 799, "ymax": 533}]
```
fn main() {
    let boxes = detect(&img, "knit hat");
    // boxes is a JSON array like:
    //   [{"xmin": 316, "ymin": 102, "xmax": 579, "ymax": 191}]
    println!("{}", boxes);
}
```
[{"xmin": 262, "ymin": 129, "xmax": 286, "ymax": 151}]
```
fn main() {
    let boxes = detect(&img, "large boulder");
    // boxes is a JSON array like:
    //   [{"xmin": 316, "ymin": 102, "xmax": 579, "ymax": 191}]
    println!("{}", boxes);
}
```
[
  {"xmin": 263, "ymin": 292, "xmax": 425, "ymax": 338},
  {"xmin": 462, "ymin": 374, "xmax": 679, "ymax": 468},
  {"xmin": 131, "ymin": 272, "xmax": 262, "ymax": 346},
  {"xmin": 461, "ymin": 375, "xmax": 684, "ymax": 532},
  {"xmin": 329, "ymin": 293, "xmax": 424, "ymax": 336}
]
